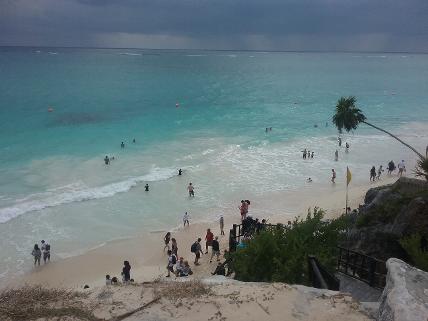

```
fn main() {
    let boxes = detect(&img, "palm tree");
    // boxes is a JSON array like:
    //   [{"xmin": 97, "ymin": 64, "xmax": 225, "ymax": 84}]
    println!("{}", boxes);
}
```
[
  {"xmin": 414, "ymin": 156, "xmax": 428, "ymax": 181},
  {"xmin": 332, "ymin": 96, "xmax": 424, "ymax": 158}
]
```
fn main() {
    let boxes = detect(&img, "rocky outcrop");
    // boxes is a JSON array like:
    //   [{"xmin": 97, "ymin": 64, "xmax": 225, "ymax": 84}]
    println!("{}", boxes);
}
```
[
  {"xmin": 378, "ymin": 258, "xmax": 428, "ymax": 321},
  {"xmin": 344, "ymin": 178, "xmax": 428, "ymax": 261}
]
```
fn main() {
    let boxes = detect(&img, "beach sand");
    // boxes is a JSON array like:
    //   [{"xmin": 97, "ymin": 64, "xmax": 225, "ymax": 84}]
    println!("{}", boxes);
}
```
[{"xmin": 7, "ymin": 175, "xmax": 398, "ymax": 290}]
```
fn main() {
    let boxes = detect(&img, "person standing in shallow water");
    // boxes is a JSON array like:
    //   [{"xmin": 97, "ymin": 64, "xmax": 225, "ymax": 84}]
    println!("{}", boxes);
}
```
[
  {"xmin": 144, "ymin": 183, "xmax": 149, "ymax": 192},
  {"xmin": 331, "ymin": 169, "xmax": 336, "ymax": 183},
  {"xmin": 121, "ymin": 142, "xmax": 125, "ymax": 148},
  {"xmin": 370, "ymin": 166, "xmax": 376, "ymax": 181},
  {"xmin": 104, "ymin": 156, "xmax": 110, "ymax": 165},
  {"xmin": 183, "ymin": 212, "xmax": 190, "ymax": 227},
  {"xmin": 178, "ymin": 168, "xmax": 182, "ymax": 176},
  {"xmin": 31, "ymin": 244, "xmax": 41, "ymax": 266},
  {"xmin": 334, "ymin": 150, "xmax": 339, "ymax": 161},
  {"xmin": 187, "ymin": 183, "xmax": 194, "ymax": 197}
]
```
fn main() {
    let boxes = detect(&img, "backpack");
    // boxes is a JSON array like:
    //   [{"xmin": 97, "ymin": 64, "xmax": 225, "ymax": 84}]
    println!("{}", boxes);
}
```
[
  {"xmin": 191, "ymin": 242, "xmax": 197, "ymax": 253},
  {"xmin": 171, "ymin": 255, "xmax": 177, "ymax": 265}
]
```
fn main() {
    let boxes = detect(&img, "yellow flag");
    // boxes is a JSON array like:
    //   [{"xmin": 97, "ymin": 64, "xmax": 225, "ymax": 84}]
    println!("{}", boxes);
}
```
[{"xmin": 347, "ymin": 166, "xmax": 352, "ymax": 186}]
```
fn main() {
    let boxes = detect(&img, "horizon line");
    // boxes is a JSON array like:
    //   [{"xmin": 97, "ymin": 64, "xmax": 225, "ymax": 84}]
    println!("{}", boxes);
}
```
[{"xmin": 0, "ymin": 45, "xmax": 427, "ymax": 55}]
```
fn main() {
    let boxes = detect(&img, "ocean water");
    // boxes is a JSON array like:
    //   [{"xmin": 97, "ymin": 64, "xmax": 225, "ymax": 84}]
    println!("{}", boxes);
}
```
[{"xmin": 1, "ymin": 48, "xmax": 428, "ymax": 281}]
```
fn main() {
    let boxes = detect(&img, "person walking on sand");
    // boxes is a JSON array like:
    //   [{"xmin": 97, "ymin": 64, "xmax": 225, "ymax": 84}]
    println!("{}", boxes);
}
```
[
  {"xmin": 191, "ymin": 238, "xmax": 203, "ymax": 265},
  {"xmin": 334, "ymin": 149, "xmax": 339, "ymax": 161},
  {"xmin": 171, "ymin": 238, "xmax": 178, "ymax": 257},
  {"xmin": 31, "ymin": 244, "xmax": 41, "ymax": 266},
  {"xmin": 377, "ymin": 165, "xmax": 384, "ymax": 180},
  {"xmin": 388, "ymin": 160, "xmax": 396, "ymax": 174},
  {"xmin": 210, "ymin": 236, "xmax": 221, "ymax": 263},
  {"xmin": 331, "ymin": 169, "xmax": 336, "ymax": 183},
  {"xmin": 41, "ymin": 240, "xmax": 50, "ymax": 263},
  {"xmin": 220, "ymin": 216, "xmax": 225, "ymax": 235},
  {"xmin": 205, "ymin": 229, "xmax": 214, "ymax": 254},
  {"xmin": 345, "ymin": 142, "xmax": 350, "ymax": 153},
  {"xmin": 370, "ymin": 166, "xmax": 376, "ymax": 181},
  {"xmin": 104, "ymin": 156, "xmax": 110, "ymax": 165},
  {"xmin": 302, "ymin": 149, "xmax": 307, "ymax": 159},
  {"xmin": 164, "ymin": 232, "xmax": 171, "ymax": 251},
  {"xmin": 187, "ymin": 182, "xmax": 195, "ymax": 197},
  {"xmin": 398, "ymin": 160, "xmax": 406, "ymax": 177},
  {"xmin": 183, "ymin": 211, "xmax": 190, "ymax": 227}
]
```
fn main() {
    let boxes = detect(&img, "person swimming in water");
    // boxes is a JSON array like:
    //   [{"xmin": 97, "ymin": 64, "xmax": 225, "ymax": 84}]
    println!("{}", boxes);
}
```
[
  {"xmin": 307, "ymin": 177, "xmax": 312, "ymax": 182},
  {"xmin": 104, "ymin": 156, "xmax": 110, "ymax": 165},
  {"xmin": 178, "ymin": 169, "xmax": 182, "ymax": 176},
  {"xmin": 121, "ymin": 142, "xmax": 125, "ymax": 148},
  {"xmin": 132, "ymin": 138, "xmax": 136, "ymax": 143},
  {"xmin": 145, "ymin": 183, "xmax": 149, "ymax": 191}
]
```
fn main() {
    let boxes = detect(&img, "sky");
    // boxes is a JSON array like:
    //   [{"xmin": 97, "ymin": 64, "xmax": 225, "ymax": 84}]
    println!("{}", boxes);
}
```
[{"xmin": 1, "ymin": 0, "xmax": 428, "ymax": 52}]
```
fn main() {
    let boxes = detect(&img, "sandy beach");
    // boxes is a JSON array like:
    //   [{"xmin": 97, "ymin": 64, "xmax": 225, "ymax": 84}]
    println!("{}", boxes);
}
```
[{"xmin": 6, "ymin": 175, "xmax": 398, "ymax": 290}]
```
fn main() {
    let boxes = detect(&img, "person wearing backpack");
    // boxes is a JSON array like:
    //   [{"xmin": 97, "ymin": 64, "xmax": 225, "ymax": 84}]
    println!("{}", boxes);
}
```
[
  {"xmin": 191, "ymin": 238, "xmax": 203, "ymax": 265},
  {"xmin": 41, "ymin": 240, "xmax": 51, "ymax": 263},
  {"xmin": 166, "ymin": 250, "xmax": 176, "ymax": 277}
]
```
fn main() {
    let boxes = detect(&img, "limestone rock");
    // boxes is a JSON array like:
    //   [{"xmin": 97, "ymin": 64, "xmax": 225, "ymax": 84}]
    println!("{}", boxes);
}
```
[{"xmin": 378, "ymin": 258, "xmax": 428, "ymax": 321}]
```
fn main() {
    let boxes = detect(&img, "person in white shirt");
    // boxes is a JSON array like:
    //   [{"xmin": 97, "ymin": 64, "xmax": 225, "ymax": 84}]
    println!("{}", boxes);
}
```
[
  {"xmin": 398, "ymin": 160, "xmax": 406, "ymax": 177},
  {"xmin": 183, "ymin": 212, "xmax": 190, "ymax": 227}
]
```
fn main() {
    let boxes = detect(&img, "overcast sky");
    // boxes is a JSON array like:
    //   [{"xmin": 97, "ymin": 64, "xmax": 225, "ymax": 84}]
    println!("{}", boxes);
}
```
[{"xmin": 1, "ymin": 0, "xmax": 427, "ymax": 52}]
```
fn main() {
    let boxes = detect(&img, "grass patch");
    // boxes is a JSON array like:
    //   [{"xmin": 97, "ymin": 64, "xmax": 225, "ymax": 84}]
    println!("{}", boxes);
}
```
[
  {"xmin": 0, "ymin": 285, "xmax": 100, "ymax": 321},
  {"xmin": 153, "ymin": 279, "xmax": 211, "ymax": 301}
]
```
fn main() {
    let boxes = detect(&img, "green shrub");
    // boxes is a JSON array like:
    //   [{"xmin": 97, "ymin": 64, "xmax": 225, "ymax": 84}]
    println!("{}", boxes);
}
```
[
  {"xmin": 232, "ymin": 208, "xmax": 347, "ymax": 285},
  {"xmin": 399, "ymin": 233, "xmax": 428, "ymax": 271}
]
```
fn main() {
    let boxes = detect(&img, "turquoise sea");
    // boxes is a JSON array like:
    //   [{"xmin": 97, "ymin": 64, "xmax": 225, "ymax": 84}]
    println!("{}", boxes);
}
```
[{"xmin": 0, "ymin": 48, "xmax": 427, "ymax": 280}]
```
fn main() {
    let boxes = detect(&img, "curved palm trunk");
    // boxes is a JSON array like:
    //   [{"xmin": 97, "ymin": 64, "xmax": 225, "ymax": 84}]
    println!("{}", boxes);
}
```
[{"xmin": 362, "ymin": 121, "xmax": 424, "ymax": 158}]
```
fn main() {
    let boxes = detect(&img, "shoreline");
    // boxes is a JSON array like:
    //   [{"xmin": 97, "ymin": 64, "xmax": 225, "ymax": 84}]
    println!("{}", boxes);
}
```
[{"xmin": 3, "ymin": 174, "xmax": 399, "ymax": 290}]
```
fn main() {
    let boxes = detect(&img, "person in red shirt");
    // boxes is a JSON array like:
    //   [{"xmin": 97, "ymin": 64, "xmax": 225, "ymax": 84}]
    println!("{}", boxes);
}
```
[{"xmin": 205, "ymin": 229, "xmax": 214, "ymax": 254}]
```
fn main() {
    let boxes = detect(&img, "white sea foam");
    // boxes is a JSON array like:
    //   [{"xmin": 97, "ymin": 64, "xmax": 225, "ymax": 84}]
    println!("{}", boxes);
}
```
[
  {"xmin": 0, "ymin": 167, "xmax": 177, "ymax": 223},
  {"xmin": 119, "ymin": 52, "xmax": 142, "ymax": 56}
]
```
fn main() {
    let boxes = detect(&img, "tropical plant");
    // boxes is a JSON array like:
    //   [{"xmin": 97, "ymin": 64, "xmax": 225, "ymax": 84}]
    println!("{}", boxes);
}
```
[
  {"xmin": 414, "ymin": 156, "xmax": 428, "ymax": 181},
  {"xmin": 232, "ymin": 208, "xmax": 347, "ymax": 284},
  {"xmin": 332, "ymin": 96, "xmax": 424, "ymax": 158}
]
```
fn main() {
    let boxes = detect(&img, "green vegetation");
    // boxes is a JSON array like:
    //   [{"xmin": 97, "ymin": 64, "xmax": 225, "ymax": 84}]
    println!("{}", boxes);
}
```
[
  {"xmin": 332, "ymin": 96, "xmax": 423, "ymax": 158},
  {"xmin": 399, "ymin": 233, "xmax": 428, "ymax": 271},
  {"xmin": 232, "ymin": 208, "xmax": 347, "ymax": 285},
  {"xmin": 415, "ymin": 156, "xmax": 428, "ymax": 181}
]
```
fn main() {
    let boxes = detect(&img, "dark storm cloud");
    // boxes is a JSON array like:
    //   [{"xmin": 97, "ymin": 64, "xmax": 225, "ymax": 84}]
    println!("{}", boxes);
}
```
[{"xmin": 1, "ymin": 0, "xmax": 427, "ymax": 51}]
